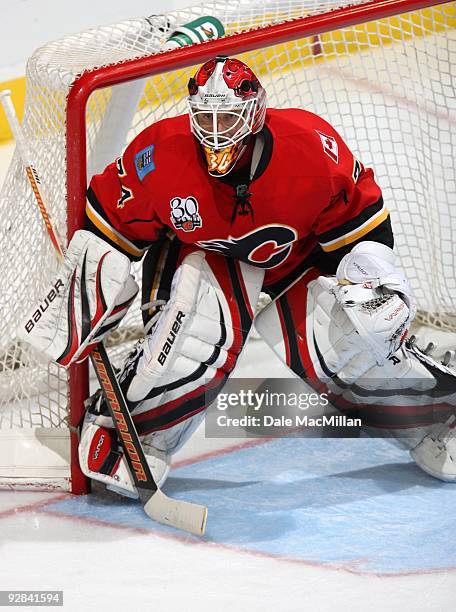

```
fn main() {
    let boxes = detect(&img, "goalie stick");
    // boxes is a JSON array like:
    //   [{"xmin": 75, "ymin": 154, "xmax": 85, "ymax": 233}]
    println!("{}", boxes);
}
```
[{"xmin": 0, "ymin": 89, "xmax": 207, "ymax": 536}]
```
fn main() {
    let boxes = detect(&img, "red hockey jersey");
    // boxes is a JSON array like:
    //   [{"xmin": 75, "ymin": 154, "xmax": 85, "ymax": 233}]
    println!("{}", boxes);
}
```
[{"xmin": 86, "ymin": 108, "xmax": 387, "ymax": 286}]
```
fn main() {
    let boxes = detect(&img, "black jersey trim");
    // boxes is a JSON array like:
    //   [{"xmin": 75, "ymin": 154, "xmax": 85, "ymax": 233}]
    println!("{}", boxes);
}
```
[
  {"xmin": 316, "ymin": 196, "xmax": 385, "ymax": 245},
  {"xmin": 86, "ymin": 187, "xmax": 151, "ymax": 260},
  {"xmin": 252, "ymin": 124, "xmax": 273, "ymax": 181}
]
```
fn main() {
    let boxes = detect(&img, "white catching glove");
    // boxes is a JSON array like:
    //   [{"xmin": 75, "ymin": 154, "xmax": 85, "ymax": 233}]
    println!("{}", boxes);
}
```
[
  {"xmin": 335, "ymin": 241, "xmax": 416, "ymax": 316},
  {"xmin": 319, "ymin": 241, "xmax": 416, "ymax": 365}
]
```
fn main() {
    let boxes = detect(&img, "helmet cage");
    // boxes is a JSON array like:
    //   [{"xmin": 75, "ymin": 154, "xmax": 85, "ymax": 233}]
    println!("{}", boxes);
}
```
[
  {"xmin": 187, "ymin": 56, "xmax": 267, "ymax": 175},
  {"xmin": 187, "ymin": 97, "xmax": 257, "ymax": 150}
]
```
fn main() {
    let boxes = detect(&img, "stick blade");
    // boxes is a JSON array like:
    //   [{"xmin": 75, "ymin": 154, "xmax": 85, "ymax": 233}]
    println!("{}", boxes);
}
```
[{"xmin": 144, "ymin": 488, "xmax": 208, "ymax": 536}]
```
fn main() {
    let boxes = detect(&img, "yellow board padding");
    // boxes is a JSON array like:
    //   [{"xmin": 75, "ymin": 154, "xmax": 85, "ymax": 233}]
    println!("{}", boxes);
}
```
[
  {"xmin": 314, "ymin": 4, "xmax": 455, "ymax": 58},
  {"xmin": 0, "ymin": 77, "xmax": 26, "ymax": 142},
  {"xmin": 1, "ymin": 4, "xmax": 454, "ymax": 144}
]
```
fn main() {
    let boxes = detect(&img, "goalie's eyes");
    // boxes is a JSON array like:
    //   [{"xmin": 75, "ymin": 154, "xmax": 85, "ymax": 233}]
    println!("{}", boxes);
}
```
[
  {"xmin": 196, "ymin": 112, "xmax": 240, "ymax": 132},
  {"xmin": 198, "ymin": 113, "xmax": 213, "ymax": 128}
]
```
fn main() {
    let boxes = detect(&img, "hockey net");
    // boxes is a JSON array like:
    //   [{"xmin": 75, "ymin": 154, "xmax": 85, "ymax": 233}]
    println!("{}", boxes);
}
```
[{"xmin": 0, "ymin": 0, "xmax": 454, "ymax": 491}]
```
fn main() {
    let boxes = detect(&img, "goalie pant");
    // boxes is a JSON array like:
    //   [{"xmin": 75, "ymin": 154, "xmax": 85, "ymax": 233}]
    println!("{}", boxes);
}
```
[{"xmin": 255, "ymin": 266, "xmax": 456, "ymax": 439}]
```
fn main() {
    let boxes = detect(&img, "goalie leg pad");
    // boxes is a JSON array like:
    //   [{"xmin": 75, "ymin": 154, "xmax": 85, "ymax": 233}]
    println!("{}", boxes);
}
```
[
  {"xmin": 142, "ymin": 410, "xmax": 207, "ymax": 456},
  {"xmin": 410, "ymin": 415, "xmax": 456, "ymax": 482},
  {"xmin": 78, "ymin": 413, "xmax": 170, "ymax": 498},
  {"xmin": 118, "ymin": 250, "xmax": 263, "ymax": 434}
]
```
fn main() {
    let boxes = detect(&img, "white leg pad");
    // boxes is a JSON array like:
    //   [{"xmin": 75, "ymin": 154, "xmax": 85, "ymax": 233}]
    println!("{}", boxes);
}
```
[
  {"xmin": 79, "ymin": 416, "xmax": 170, "ymax": 498},
  {"xmin": 411, "ymin": 415, "xmax": 456, "ymax": 482}
]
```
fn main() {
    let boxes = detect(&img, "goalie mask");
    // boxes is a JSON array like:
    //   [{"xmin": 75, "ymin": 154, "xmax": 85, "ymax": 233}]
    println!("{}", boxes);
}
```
[{"xmin": 187, "ymin": 56, "xmax": 267, "ymax": 176}]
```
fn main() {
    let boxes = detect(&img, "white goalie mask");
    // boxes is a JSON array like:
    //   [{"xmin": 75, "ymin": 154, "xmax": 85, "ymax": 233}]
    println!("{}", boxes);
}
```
[{"xmin": 187, "ymin": 56, "xmax": 267, "ymax": 176}]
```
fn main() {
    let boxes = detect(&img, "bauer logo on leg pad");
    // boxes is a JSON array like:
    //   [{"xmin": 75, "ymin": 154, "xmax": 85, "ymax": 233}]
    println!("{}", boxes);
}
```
[{"xmin": 157, "ymin": 310, "xmax": 186, "ymax": 365}]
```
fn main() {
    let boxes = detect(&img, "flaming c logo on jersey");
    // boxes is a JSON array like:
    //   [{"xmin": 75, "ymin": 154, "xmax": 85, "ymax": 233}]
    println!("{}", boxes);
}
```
[{"xmin": 197, "ymin": 225, "xmax": 297, "ymax": 269}]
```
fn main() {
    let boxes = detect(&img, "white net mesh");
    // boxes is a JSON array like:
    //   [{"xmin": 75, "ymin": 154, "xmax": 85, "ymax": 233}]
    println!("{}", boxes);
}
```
[{"xmin": 0, "ymin": 0, "xmax": 454, "ymax": 487}]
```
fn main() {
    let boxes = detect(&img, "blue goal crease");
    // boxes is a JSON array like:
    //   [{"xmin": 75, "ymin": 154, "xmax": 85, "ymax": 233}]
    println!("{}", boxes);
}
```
[{"xmin": 44, "ymin": 438, "xmax": 456, "ymax": 574}]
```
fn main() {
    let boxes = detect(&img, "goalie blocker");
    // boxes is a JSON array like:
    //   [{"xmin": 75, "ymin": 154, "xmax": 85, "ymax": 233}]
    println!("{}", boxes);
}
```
[{"xmin": 18, "ymin": 230, "xmax": 139, "ymax": 365}]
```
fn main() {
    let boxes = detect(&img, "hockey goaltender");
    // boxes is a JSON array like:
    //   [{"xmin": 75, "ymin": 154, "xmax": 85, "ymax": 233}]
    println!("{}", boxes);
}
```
[{"xmin": 20, "ymin": 56, "xmax": 456, "ymax": 500}]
